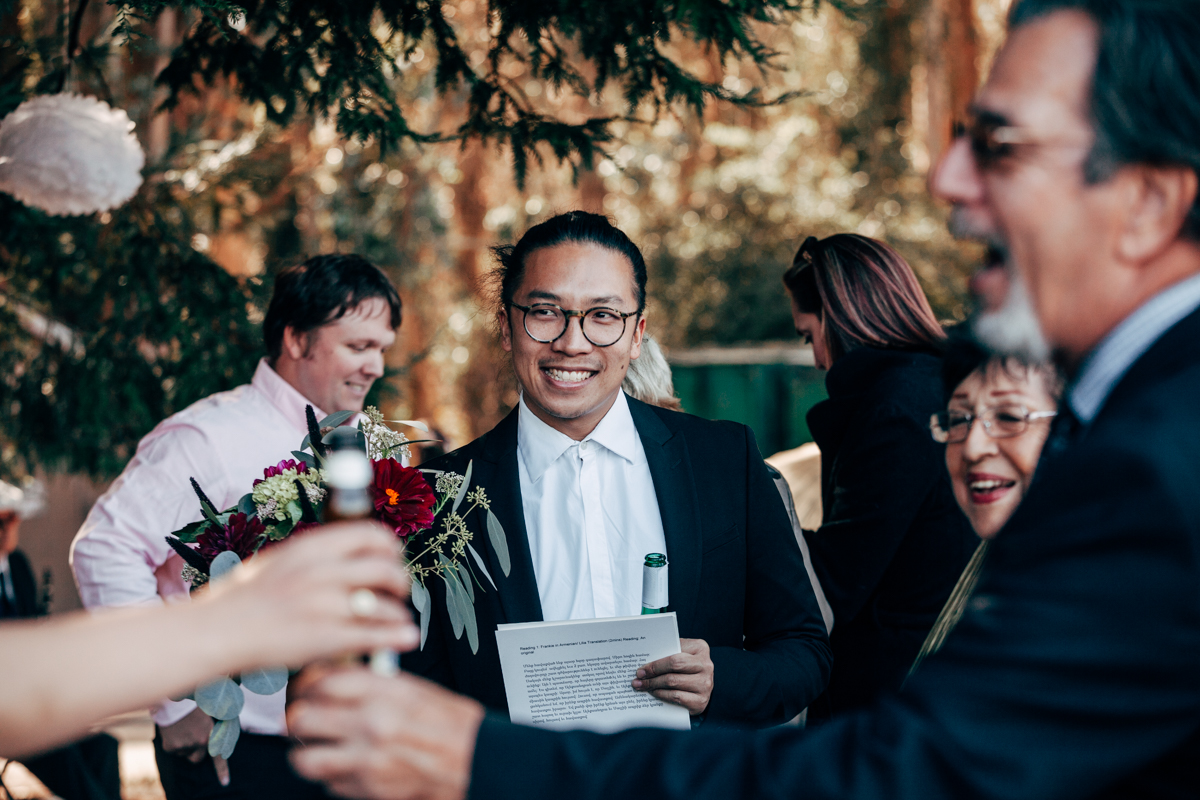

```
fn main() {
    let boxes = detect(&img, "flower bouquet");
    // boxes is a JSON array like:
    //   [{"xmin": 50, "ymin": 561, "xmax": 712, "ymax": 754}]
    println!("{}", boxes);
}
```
[{"xmin": 164, "ymin": 405, "xmax": 510, "ymax": 759}]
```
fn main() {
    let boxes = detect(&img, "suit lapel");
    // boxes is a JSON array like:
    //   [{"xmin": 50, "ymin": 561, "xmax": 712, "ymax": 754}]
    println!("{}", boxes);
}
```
[
  {"xmin": 627, "ymin": 397, "xmax": 702, "ymax": 633},
  {"xmin": 1095, "ymin": 306, "xmax": 1200, "ymax": 429},
  {"xmin": 474, "ymin": 408, "xmax": 544, "ymax": 624}
]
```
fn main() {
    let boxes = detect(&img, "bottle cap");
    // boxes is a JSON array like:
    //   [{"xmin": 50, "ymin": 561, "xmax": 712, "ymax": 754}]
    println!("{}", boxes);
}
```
[{"xmin": 324, "ymin": 449, "xmax": 373, "ymax": 490}]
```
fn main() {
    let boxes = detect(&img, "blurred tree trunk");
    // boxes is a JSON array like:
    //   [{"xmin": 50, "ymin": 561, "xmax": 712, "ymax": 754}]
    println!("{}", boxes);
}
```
[{"xmin": 921, "ymin": 0, "xmax": 979, "ymax": 168}]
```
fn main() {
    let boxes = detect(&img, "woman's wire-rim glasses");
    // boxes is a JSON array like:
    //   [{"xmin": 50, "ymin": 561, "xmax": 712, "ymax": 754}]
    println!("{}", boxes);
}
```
[
  {"xmin": 508, "ymin": 302, "xmax": 640, "ymax": 347},
  {"xmin": 930, "ymin": 405, "xmax": 1058, "ymax": 444}
]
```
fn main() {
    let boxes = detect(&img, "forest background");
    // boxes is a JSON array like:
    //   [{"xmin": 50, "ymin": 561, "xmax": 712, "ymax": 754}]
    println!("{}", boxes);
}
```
[{"xmin": 0, "ymin": 0, "xmax": 1007, "ymax": 481}]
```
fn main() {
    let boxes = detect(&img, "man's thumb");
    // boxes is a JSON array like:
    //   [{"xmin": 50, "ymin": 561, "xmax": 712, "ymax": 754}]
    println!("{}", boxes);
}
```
[{"xmin": 214, "ymin": 755, "xmax": 231, "ymax": 786}]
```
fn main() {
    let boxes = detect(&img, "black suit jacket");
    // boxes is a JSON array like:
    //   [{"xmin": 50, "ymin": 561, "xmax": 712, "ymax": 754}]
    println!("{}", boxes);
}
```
[
  {"xmin": 405, "ymin": 394, "xmax": 832, "ymax": 726},
  {"xmin": 464, "ymin": 310, "xmax": 1200, "ymax": 799},
  {"xmin": 1, "ymin": 549, "xmax": 40, "ymax": 619},
  {"xmin": 805, "ymin": 347, "xmax": 976, "ymax": 715}
]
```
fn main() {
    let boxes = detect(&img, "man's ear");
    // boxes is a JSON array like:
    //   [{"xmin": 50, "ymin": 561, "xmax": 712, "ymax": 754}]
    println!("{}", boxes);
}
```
[
  {"xmin": 281, "ymin": 326, "xmax": 310, "ymax": 362},
  {"xmin": 497, "ymin": 308, "xmax": 514, "ymax": 353},
  {"xmin": 628, "ymin": 314, "xmax": 647, "ymax": 361},
  {"xmin": 1117, "ymin": 164, "xmax": 1199, "ymax": 265}
]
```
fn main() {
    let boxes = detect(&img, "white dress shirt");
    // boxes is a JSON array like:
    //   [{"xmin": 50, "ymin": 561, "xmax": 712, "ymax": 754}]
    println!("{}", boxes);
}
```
[
  {"xmin": 0, "ymin": 554, "xmax": 14, "ymax": 609},
  {"xmin": 517, "ymin": 391, "xmax": 668, "ymax": 622},
  {"xmin": 71, "ymin": 359, "xmax": 324, "ymax": 733}
]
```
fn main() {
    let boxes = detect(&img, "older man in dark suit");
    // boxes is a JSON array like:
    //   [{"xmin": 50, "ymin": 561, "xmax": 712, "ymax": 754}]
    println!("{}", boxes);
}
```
[
  {"xmin": 403, "ymin": 211, "xmax": 831, "ymax": 728},
  {"xmin": 285, "ymin": 1, "xmax": 1200, "ymax": 798}
]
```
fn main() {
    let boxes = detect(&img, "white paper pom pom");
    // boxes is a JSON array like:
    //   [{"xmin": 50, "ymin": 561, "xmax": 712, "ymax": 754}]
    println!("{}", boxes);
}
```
[{"xmin": 0, "ymin": 93, "xmax": 146, "ymax": 216}]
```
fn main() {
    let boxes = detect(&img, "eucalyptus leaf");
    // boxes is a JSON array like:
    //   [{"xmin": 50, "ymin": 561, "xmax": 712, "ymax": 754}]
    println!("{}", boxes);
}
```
[
  {"xmin": 411, "ymin": 578, "xmax": 430, "ymax": 614},
  {"xmin": 464, "ymin": 600, "xmax": 479, "ymax": 654},
  {"xmin": 486, "ymin": 510, "xmax": 511, "ymax": 577},
  {"xmin": 236, "ymin": 493, "xmax": 256, "ymax": 516},
  {"xmin": 240, "ymin": 666, "xmax": 288, "ymax": 696},
  {"xmin": 442, "ymin": 558, "xmax": 478, "ymax": 654},
  {"xmin": 195, "ymin": 676, "xmax": 244, "ymax": 721},
  {"xmin": 208, "ymin": 717, "xmax": 241, "ymax": 759},
  {"xmin": 452, "ymin": 460, "xmax": 473, "ymax": 514},
  {"xmin": 291, "ymin": 450, "xmax": 318, "ymax": 469},
  {"xmin": 208, "ymin": 551, "xmax": 242, "ymax": 582},
  {"xmin": 410, "ymin": 580, "xmax": 431, "ymax": 650},
  {"xmin": 171, "ymin": 519, "xmax": 208, "ymax": 544},
  {"xmin": 455, "ymin": 561, "xmax": 475, "ymax": 604},
  {"xmin": 441, "ymin": 560, "xmax": 466, "ymax": 639},
  {"xmin": 388, "ymin": 419, "xmax": 430, "ymax": 432},
  {"xmin": 200, "ymin": 503, "xmax": 222, "ymax": 528},
  {"xmin": 466, "ymin": 543, "xmax": 496, "ymax": 590},
  {"xmin": 441, "ymin": 561, "xmax": 479, "ymax": 654},
  {"xmin": 318, "ymin": 410, "xmax": 355, "ymax": 429},
  {"xmin": 417, "ymin": 603, "xmax": 430, "ymax": 650},
  {"xmin": 381, "ymin": 439, "xmax": 441, "ymax": 458},
  {"xmin": 284, "ymin": 499, "xmax": 303, "ymax": 523}
]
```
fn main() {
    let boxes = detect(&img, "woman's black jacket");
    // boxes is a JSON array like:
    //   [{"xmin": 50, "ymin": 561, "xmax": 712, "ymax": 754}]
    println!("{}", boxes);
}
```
[{"xmin": 805, "ymin": 346, "xmax": 976, "ymax": 717}]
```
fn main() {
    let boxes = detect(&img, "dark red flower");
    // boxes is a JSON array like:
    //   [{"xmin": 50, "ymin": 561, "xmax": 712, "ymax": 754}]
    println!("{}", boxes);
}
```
[
  {"xmin": 195, "ymin": 512, "xmax": 267, "ymax": 565},
  {"xmin": 371, "ymin": 459, "xmax": 436, "ymax": 541},
  {"xmin": 253, "ymin": 459, "xmax": 311, "ymax": 487}
]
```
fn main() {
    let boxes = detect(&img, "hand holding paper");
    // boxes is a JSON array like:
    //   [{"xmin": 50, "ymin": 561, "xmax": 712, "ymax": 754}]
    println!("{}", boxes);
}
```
[
  {"xmin": 495, "ymin": 613, "xmax": 691, "ymax": 732},
  {"xmin": 632, "ymin": 637, "xmax": 714, "ymax": 715}
]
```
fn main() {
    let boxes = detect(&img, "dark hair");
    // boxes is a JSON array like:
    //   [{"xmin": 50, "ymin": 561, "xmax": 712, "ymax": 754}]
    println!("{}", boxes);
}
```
[
  {"xmin": 1009, "ymin": 0, "xmax": 1200, "ymax": 240},
  {"xmin": 263, "ymin": 254, "xmax": 402, "ymax": 361},
  {"xmin": 941, "ymin": 328, "xmax": 1064, "ymax": 405},
  {"xmin": 782, "ymin": 234, "xmax": 946, "ymax": 363},
  {"xmin": 491, "ymin": 211, "xmax": 648, "ymax": 312}
]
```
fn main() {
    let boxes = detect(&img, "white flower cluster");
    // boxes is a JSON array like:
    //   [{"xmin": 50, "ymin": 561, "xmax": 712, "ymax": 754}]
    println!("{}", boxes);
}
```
[
  {"xmin": 361, "ymin": 406, "xmax": 411, "ymax": 462},
  {"xmin": 435, "ymin": 472, "xmax": 464, "ymax": 497},
  {"xmin": 252, "ymin": 467, "xmax": 325, "ymax": 522}
]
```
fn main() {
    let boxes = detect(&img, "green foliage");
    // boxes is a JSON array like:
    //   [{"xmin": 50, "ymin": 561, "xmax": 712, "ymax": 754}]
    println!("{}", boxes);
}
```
[
  {"xmin": 0, "ymin": 189, "xmax": 267, "ymax": 477},
  {"xmin": 117, "ymin": 0, "xmax": 858, "ymax": 186}
]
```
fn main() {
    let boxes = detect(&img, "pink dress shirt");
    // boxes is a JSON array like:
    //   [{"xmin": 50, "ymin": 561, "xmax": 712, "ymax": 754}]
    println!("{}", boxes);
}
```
[{"xmin": 70, "ymin": 359, "xmax": 325, "ymax": 732}]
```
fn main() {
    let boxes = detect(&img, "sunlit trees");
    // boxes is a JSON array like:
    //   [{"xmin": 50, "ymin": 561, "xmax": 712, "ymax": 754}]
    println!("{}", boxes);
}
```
[{"xmin": 0, "ymin": 0, "xmax": 1007, "ymax": 475}]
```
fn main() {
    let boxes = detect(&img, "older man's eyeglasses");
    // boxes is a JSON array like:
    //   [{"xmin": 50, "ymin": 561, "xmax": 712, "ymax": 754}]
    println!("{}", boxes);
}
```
[
  {"xmin": 930, "ymin": 405, "xmax": 1058, "ymax": 444},
  {"xmin": 509, "ymin": 302, "xmax": 639, "ymax": 347},
  {"xmin": 953, "ymin": 117, "xmax": 1088, "ymax": 171}
]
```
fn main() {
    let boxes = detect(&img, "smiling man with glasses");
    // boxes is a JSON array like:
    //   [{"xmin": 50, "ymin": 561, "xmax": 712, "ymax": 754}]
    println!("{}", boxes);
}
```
[{"xmin": 401, "ymin": 210, "xmax": 832, "ymax": 729}]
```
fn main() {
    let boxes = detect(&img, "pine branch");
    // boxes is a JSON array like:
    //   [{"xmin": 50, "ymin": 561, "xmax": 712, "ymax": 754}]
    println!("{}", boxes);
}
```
[{"xmin": 114, "ymin": 0, "xmax": 814, "ymax": 187}]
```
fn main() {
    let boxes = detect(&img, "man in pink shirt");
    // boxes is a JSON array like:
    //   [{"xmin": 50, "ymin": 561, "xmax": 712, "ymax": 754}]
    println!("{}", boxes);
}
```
[{"xmin": 70, "ymin": 253, "xmax": 401, "ymax": 800}]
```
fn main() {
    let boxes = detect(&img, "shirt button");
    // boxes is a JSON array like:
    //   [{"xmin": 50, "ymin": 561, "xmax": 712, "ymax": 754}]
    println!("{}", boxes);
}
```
[{"xmin": 579, "ymin": 440, "xmax": 590, "ymax": 453}]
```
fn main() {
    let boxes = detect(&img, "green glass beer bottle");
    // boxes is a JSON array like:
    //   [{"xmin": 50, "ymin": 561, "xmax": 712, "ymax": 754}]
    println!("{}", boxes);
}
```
[{"xmin": 641, "ymin": 553, "xmax": 668, "ymax": 614}]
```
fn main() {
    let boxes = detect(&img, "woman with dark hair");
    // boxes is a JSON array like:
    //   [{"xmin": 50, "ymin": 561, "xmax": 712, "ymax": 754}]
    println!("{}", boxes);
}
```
[{"xmin": 785, "ymin": 233, "xmax": 976, "ymax": 718}]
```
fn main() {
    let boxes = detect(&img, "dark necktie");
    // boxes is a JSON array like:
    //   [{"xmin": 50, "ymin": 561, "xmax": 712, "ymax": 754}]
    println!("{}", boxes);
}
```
[{"xmin": 1044, "ymin": 404, "xmax": 1083, "ymax": 461}]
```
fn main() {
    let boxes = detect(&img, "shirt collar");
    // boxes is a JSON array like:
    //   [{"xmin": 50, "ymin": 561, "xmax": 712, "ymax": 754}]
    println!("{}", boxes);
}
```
[
  {"xmin": 1070, "ymin": 271, "xmax": 1200, "ymax": 424},
  {"xmin": 252, "ymin": 358, "xmax": 328, "ymax": 429},
  {"xmin": 517, "ymin": 391, "xmax": 642, "ymax": 483}
]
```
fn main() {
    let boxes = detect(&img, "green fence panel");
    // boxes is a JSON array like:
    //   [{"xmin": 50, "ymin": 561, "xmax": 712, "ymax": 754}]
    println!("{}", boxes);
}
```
[{"xmin": 671, "ymin": 363, "xmax": 827, "ymax": 457}]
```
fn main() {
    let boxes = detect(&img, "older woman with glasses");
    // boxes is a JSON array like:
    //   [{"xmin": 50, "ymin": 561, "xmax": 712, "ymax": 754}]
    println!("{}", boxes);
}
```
[
  {"xmin": 785, "ymin": 234, "xmax": 977, "ymax": 720},
  {"xmin": 909, "ymin": 334, "xmax": 1061, "ymax": 676}
]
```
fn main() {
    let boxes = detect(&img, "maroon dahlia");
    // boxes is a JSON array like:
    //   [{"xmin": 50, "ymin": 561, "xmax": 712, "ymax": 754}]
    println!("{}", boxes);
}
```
[
  {"xmin": 371, "ymin": 459, "xmax": 436, "ymax": 541},
  {"xmin": 195, "ymin": 512, "xmax": 267, "ymax": 566}
]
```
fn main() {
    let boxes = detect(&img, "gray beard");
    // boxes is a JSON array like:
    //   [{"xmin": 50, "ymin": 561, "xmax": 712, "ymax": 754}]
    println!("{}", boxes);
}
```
[{"xmin": 972, "ymin": 273, "xmax": 1051, "ymax": 362}]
